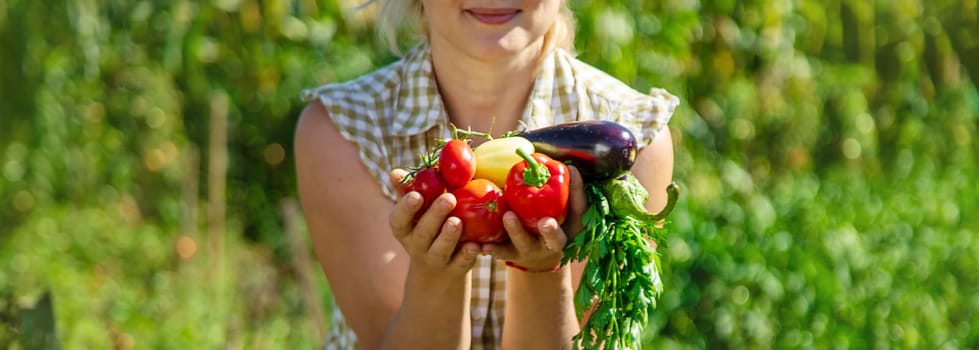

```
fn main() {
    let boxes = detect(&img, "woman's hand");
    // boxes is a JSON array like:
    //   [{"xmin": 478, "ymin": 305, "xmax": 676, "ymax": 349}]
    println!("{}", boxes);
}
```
[
  {"xmin": 389, "ymin": 169, "xmax": 481, "ymax": 277},
  {"xmin": 483, "ymin": 166, "xmax": 588, "ymax": 271}
]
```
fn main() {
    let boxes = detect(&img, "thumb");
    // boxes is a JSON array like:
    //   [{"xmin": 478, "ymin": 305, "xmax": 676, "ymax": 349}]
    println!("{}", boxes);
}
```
[
  {"xmin": 563, "ymin": 166, "xmax": 587, "ymax": 237},
  {"xmin": 390, "ymin": 168, "xmax": 411, "ymax": 195}
]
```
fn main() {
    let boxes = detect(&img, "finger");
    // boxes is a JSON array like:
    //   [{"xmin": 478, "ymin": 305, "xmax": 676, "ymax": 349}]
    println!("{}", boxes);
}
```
[
  {"xmin": 567, "ymin": 166, "xmax": 587, "ymax": 213},
  {"xmin": 564, "ymin": 166, "xmax": 588, "ymax": 235},
  {"xmin": 411, "ymin": 193, "xmax": 457, "ymax": 251},
  {"xmin": 427, "ymin": 216, "xmax": 463, "ymax": 265},
  {"xmin": 449, "ymin": 242, "xmax": 480, "ymax": 272},
  {"xmin": 537, "ymin": 217, "xmax": 569, "ymax": 252},
  {"xmin": 389, "ymin": 192, "xmax": 423, "ymax": 240},
  {"xmin": 481, "ymin": 242, "xmax": 520, "ymax": 261},
  {"xmin": 389, "ymin": 168, "xmax": 411, "ymax": 195},
  {"xmin": 502, "ymin": 211, "xmax": 538, "ymax": 253}
]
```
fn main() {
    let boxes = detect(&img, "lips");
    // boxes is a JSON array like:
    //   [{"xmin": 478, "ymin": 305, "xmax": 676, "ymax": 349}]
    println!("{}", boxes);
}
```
[{"xmin": 466, "ymin": 8, "xmax": 520, "ymax": 25}]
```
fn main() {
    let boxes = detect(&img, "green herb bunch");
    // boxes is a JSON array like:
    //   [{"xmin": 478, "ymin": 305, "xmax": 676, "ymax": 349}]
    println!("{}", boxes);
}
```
[{"xmin": 563, "ymin": 175, "xmax": 679, "ymax": 349}]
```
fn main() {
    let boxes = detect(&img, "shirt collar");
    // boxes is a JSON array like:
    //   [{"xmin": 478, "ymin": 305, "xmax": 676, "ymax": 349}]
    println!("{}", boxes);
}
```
[{"xmin": 390, "ymin": 42, "xmax": 445, "ymax": 136}]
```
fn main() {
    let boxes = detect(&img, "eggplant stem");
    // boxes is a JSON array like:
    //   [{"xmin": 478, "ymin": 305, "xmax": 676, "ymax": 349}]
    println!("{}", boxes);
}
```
[{"xmin": 652, "ymin": 182, "xmax": 680, "ymax": 221}]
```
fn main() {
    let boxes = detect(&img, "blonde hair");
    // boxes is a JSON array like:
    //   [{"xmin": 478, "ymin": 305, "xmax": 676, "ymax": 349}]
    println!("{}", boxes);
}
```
[{"xmin": 367, "ymin": 0, "xmax": 576, "ymax": 55}]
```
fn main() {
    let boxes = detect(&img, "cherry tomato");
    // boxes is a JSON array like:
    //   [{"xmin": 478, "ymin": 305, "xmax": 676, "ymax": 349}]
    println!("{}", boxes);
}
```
[
  {"xmin": 451, "ymin": 179, "xmax": 508, "ymax": 243},
  {"xmin": 438, "ymin": 139, "xmax": 477, "ymax": 190},
  {"xmin": 404, "ymin": 167, "xmax": 445, "ymax": 221}
]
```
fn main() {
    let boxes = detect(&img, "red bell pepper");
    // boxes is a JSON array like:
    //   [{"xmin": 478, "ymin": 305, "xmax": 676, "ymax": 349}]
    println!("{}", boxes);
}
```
[{"xmin": 503, "ymin": 148, "xmax": 571, "ymax": 235}]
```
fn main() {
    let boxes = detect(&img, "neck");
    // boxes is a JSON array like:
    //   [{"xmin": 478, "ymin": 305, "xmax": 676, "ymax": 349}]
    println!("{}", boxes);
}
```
[{"xmin": 429, "ymin": 38, "xmax": 546, "ymax": 139}]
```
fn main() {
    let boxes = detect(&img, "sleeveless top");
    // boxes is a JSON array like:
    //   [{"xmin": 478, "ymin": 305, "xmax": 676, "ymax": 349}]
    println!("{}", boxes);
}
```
[{"xmin": 301, "ymin": 41, "xmax": 679, "ymax": 349}]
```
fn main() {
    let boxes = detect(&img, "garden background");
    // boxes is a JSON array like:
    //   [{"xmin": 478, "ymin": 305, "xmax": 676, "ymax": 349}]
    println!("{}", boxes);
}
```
[{"xmin": 2, "ymin": 0, "xmax": 978, "ymax": 348}]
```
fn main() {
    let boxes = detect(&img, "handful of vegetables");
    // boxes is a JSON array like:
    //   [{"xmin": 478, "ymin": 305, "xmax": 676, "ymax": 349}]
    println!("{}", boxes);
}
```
[
  {"xmin": 401, "ymin": 129, "xmax": 570, "ymax": 243},
  {"xmin": 401, "ymin": 121, "xmax": 679, "ymax": 349}
]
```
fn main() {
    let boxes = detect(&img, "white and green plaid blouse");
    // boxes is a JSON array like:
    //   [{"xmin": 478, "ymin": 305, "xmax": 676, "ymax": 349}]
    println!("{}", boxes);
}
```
[{"xmin": 302, "ymin": 41, "xmax": 678, "ymax": 350}]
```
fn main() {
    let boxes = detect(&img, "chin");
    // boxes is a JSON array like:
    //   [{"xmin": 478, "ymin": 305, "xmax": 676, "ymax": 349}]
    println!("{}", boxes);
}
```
[{"xmin": 465, "ymin": 33, "xmax": 542, "ymax": 62}]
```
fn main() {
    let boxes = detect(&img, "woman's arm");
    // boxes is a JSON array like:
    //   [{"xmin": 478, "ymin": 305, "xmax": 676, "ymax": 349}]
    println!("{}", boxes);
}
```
[
  {"xmin": 632, "ymin": 128, "xmax": 676, "ymax": 214},
  {"xmin": 483, "ymin": 165, "xmax": 587, "ymax": 349},
  {"xmin": 502, "ymin": 258, "xmax": 580, "ymax": 349},
  {"xmin": 294, "ymin": 102, "xmax": 476, "ymax": 349}
]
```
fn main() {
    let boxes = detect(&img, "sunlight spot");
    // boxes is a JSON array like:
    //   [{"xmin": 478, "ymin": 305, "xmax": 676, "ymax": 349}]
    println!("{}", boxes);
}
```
[
  {"xmin": 144, "ymin": 148, "xmax": 167, "ymax": 171},
  {"xmin": 117, "ymin": 194, "xmax": 142, "ymax": 223},
  {"xmin": 176, "ymin": 236, "xmax": 197, "ymax": 260},
  {"xmin": 855, "ymin": 113, "xmax": 875, "ymax": 134},
  {"xmin": 13, "ymin": 190, "xmax": 35, "ymax": 212},
  {"xmin": 669, "ymin": 239, "xmax": 691, "ymax": 263},
  {"xmin": 596, "ymin": 8, "xmax": 634, "ymax": 44},
  {"xmin": 196, "ymin": 37, "xmax": 220, "ymax": 64},
  {"xmin": 842, "ymin": 138, "xmax": 862, "ymax": 159},
  {"xmin": 732, "ymin": 118, "xmax": 755, "ymax": 140},
  {"xmin": 280, "ymin": 16, "xmax": 309, "ymax": 41},
  {"xmin": 787, "ymin": 147, "xmax": 810, "ymax": 170},
  {"xmin": 264, "ymin": 143, "xmax": 286, "ymax": 165},
  {"xmin": 214, "ymin": 0, "xmax": 242, "ymax": 12},
  {"xmin": 382, "ymin": 251, "xmax": 396, "ymax": 263},
  {"xmin": 3, "ymin": 159, "xmax": 24, "ymax": 182},
  {"xmin": 953, "ymin": 126, "xmax": 970, "ymax": 146},
  {"xmin": 146, "ymin": 107, "xmax": 166, "ymax": 129},
  {"xmin": 942, "ymin": 202, "xmax": 959, "ymax": 225}
]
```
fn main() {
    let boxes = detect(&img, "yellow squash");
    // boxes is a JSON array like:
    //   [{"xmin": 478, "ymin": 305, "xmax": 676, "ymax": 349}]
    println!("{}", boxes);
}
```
[{"xmin": 473, "ymin": 136, "xmax": 535, "ymax": 188}]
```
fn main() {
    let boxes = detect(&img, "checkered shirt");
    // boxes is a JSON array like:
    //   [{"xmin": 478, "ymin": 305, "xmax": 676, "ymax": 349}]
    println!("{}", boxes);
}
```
[{"xmin": 301, "ymin": 41, "xmax": 678, "ymax": 350}]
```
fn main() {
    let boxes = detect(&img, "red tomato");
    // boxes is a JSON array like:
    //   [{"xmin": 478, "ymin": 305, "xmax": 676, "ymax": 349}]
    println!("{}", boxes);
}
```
[
  {"xmin": 404, "ymin": 167, "xmax": 445, "ymax": 221},
  {"xmin": 450, "ymin": 179, "xmax": 508, "ymax": 243},
  {"xmin": 438, "ymin": 139, "xmax": 477, "ymax": 190}
]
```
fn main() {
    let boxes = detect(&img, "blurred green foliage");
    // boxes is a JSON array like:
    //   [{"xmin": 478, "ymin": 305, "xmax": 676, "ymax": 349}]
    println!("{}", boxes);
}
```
[{"xmin": 1, "ymin": 0, "xmax": 978, "ymax": 348}]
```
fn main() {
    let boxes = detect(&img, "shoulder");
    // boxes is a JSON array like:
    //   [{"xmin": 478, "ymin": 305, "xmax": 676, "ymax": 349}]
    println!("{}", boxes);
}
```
[
  {"xmin": 563, "ymin": 55, "xmax": 647, "ymax": 102},
  {"xmin": 295, "ymin": 60, "xmax": 393, "ymax": 181},
  {"xmin": 294, "ymin": 95, "xmax": 400, "ymax": 201},
  {"xmin": 559, "ymin": 51, "xmax": 680, "ymax": 146},
  {"xmin": 562, "ymin": 52, "xmax": 679, "ymax": 116},
  {"xmin": 296, "ymin": 58, "xmax": 406, "ymax": 154},
  {"xmin": 294, "ymin": 89, "xmax": 394, "ymax": 193},
  {"xmin": 301, "ymin": 59, "xmax": 405, "ymax": 111},
  {"xmin": 294, "ymin": 102, "xmax": 355, "ymax": 172},
  {"xmin": 295, "ymin": 60, "xmax": 409, "ymax": 201}
]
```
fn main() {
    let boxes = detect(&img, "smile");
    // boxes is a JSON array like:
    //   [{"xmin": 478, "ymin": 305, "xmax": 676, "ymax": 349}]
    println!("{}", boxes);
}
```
[{"xmin": 465, "ymin": 8, "xmax": 520, "ymax": 25}]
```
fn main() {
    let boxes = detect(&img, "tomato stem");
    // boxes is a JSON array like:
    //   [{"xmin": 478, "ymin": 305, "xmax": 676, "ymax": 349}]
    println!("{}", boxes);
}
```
[
  {"xmin": 402, "ymin": 151, "xmax": 441, "ymax": 185},
  {"xmin": 454, "ymin": 127, "xmax": 492, "ymax": 140},
  {"xmin": 516, "ymin": 148, "xmax": 550, "ymax": 187}
]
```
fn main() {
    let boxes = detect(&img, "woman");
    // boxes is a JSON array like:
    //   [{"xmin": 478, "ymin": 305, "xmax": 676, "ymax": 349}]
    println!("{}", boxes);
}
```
[{"xmin": 294, "ymin": 0, "xmax": 679, "ymax": 348}]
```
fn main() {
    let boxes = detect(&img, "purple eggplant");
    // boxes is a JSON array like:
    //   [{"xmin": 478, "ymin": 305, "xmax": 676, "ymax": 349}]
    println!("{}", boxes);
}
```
[{"xmin": 519, "ymin": 120, "xmax": 638, "ymax": 181}]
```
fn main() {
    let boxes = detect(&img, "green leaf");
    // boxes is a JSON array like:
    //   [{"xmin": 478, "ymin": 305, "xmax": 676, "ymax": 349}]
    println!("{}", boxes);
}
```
[
  {"xmin": 592, "ymin": 236, "xmax": 609, "ymax": 260},
  {"xmin": 591, "ymin": 302, "xmax": 613, "ymax": 330},
  {"xmin": 574, "ymin": 282, "xmax": 595, "ymax": 318},
  {"xmin": 584, "ymin": 262, "xmax": 604, "ymax": 294}
]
